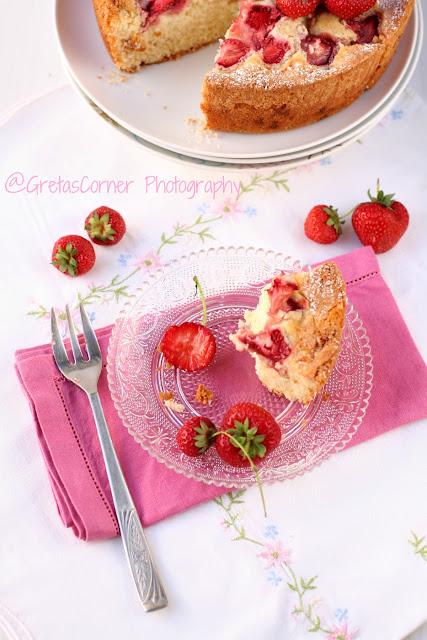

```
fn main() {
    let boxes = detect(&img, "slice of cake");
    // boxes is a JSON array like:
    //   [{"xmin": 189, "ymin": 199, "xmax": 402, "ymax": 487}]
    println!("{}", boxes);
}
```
[
  {"xmin": 230, "ymin": 262, "xmax": 346, "ymax": 405},
  {"xmin": 92, "ymin": 0, "xmax": 239, "ymax": 72},
  {"xmin": 201, "ymin": 0, "xmax": 415, "ymax": 132}
]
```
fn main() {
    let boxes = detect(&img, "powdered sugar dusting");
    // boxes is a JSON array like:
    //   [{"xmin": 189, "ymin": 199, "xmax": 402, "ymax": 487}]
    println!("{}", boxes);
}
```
[{"xmin": 209, "ymin": 0, "xmax": 411, "ymax": 88}]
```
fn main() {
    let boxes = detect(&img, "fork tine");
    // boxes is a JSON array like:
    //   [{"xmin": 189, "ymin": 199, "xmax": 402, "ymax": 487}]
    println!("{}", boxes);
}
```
[
  {"xmin": 51, "ymin": 308, "xmax": 69, "ymax": 368},
  {"xmin": 65, "ymin": 305, "xmax": 84, "ymax": 363},
  {"xmin": 79, "ymin": 303, "xmax": 101, "ymax": 359}
]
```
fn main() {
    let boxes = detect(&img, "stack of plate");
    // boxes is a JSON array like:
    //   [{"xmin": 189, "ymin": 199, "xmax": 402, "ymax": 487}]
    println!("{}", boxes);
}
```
[{"xmin": 55, "ymin": 0, "xmax": 423, "ymax": 169}]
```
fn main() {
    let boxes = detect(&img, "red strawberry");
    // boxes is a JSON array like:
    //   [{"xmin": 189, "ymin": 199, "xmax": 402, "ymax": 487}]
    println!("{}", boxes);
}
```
[
  {"xmin": 262, "ymin": 36, "xmax": 290, "ymax": 64},
  {"xmin": 276, "ymin": 0, "xmax": 320, "ymax": 18},
  {"xmin": 347, "ymin": 14, "xmax": 379, "ymax": 44},
  {"xmin": 301, "ymin": 35, "xmax": 337, "ymax": 66},
  {"xmin": 304, "ymin": 205, "xmax": 345, "ymax": 244},
  {"xmin": 216, "ymin": 403, "xmax": 281, "ymax": 467},
  {"xmin": 176, "ymin": 416, "xmax": 216, "ymax": 457},
  {"xmin": 52, "ymin": 235, "xmax": 96, "ymax": 277},
  {"xmin": 85, "ymin": 206, "xmax": 126, "ymax": 245},
  {"xmin": 217, "ymin": 38, "xmax": 249, "ymax": 68},
  {"xmin": 159, "ymin": 322, "xmax": 216, "ymax": 372},
  {"xmin": 325, "ymin": 0, "xmax": 376, "ymax": 20},
  {"xmin": 352, "ymin": 182, "xmax": 409, "ymax": 254},
  {"xmin": 246, "ymin": 5, "xmax": 278, "ymax": 30}
]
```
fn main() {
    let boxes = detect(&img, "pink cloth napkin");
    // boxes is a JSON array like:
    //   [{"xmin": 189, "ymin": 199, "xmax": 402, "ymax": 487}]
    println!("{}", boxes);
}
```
[{"xmin": 15, "ymin": 246, "xmax": 427, "ymax": 541}]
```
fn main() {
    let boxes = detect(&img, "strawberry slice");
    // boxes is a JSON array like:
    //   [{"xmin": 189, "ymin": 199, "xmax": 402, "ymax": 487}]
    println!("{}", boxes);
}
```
[
  {"xmin": 262, "ymin": 36, "xmax": 290, "ymax": 64},
  {"xmin": 159, "ymin": 322, "xmax": 216, "ymax": 372},
  {"xmin": 301, "ymin": 35, "xmax": 337, "ymax": 65},
  {"xmin": 217, "ymin": 38, "xmax": 250, "ymax": 68},
  {"xmin": 347, "ymin": 15, "xmax": 379, "ymax": 44}
]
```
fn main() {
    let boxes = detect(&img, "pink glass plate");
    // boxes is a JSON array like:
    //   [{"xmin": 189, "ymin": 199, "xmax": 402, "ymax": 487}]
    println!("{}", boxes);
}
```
[{"xmin": 107, "ymin": 247, "xmax": 373, "ymax": 487}]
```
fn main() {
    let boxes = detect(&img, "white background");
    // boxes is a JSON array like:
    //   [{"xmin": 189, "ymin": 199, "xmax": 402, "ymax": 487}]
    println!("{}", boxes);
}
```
[{"xmin": 0, "ymin": 1, "xmax": 426, "ymax": 639}]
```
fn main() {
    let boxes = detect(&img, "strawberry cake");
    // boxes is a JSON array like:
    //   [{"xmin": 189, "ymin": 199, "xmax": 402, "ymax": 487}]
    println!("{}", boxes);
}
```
[
  {"xmin": 93, "ymin": 0, "xmax": 414, "ymax": 132},
  {"xmin": 230, "ymin": 262, "xmax": 346, "ymax": 404}
]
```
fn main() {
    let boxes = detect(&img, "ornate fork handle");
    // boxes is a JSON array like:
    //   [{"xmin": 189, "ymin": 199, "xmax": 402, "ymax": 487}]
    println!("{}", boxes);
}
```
[{"xmin": 88, "ymin": 392, "xmax": 168, "ymax": 612}]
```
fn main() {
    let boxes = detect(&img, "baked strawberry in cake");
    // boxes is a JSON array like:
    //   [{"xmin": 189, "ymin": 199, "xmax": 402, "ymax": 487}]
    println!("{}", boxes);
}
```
[
  {"xmin": 201, "ymin": 0, "xmax": 415, "ymax": 132},
  {"xmin": 230, "ymin": 262, "xmax": 346, "ymax": 404}
]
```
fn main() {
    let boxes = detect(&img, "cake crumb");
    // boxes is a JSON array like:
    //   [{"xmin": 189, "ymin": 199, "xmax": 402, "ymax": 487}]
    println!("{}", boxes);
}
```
[
  {"xmin": 159, "ymin": 391, "xmax": 174, "ymax": 402},
  {"xmin": 107, "ymin": 70, "xmax": 128, "ymax": 84},
  {"xmin": 164, "ymin": 398, "xmax": 185, "ymax": 413},
  {"xmin": 145, "ymin": 90, "xmax": 151, "ymax": 96},
  {"xmin": 185, "ymin": 116, "xmax": 219, "ymax": 144},
  {"xmin": 163, "ymin": 105, "xmax": 168, "ymax": 110},
  {"xmin": 323, "ymin": 392, "xmax": 331, "ymax": 401},
  {"xmin": 194, "ymin": 384, "xmax": 214, "ymax": 406}
]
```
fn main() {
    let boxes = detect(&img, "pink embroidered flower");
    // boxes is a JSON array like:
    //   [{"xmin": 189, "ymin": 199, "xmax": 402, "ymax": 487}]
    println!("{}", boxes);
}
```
[
  {"xmin": 327, "ymin": 622, "xmax": 358, "ymax": 640},
  {"xmin": 258, "ymin": 541, "xmax": 291, "ymax": 568},
  {"xmin": 215, "ymin": 198, "xmax": 243, "ymax": 217},
  {"xmin": 135, "ymin": 250, "xmax": 163, "ymax": 271}
]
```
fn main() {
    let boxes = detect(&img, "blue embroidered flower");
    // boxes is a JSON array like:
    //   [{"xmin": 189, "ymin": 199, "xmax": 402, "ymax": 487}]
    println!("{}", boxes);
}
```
[
  {"xmin": 267, "ymin": 570, "xmax": 283, "ymax": 586},
  {"xmin": 335, "ymin": 608, "xmax": 349, "ymax": 622},
  {"xmin": 264, "ymin": 524, "xmax": 279, "ymax": 539},
  {"xmin": 197, "ymin": 202, "xmax": 210, "ymax": 214},
  {"xmin": 118, "ymin": 253, "xmax": 132, "ymax": 267},
  {"xmin": 320, "ymin": 157, "xmax": 333, "ymax": 166},
  {"xmin": 88, "ymin": 311, "xmax": 96, "ymax": 323},
  {"xmin": 244, "ymin": 206, "xmax": 257, "ymax": 218},
  {"xmin": 391, "ymin": 109, "xmax": 404, "ymax": 120}
]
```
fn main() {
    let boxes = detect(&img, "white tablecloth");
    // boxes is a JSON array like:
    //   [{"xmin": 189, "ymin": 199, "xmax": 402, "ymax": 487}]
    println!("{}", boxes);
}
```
[{"xmin": 0, "ymin": 3, "xmax": 426, "ymax": 639}]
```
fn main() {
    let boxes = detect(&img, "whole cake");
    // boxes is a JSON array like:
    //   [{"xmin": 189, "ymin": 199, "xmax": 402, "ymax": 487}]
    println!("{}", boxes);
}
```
[
  {"xmin": 230, "ymin": 262, "xmax": 346, "ymax": 404},
  {"xmin": 93, "ymin": 0, "xmax": 415, "ymax": 132}
]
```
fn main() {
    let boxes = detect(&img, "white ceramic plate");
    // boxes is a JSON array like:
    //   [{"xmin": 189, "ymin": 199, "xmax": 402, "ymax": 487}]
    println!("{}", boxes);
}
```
[
  {"xmin": 55, "ymin": 0, "xmax": 420, "ymax": 160},
  {"xmin": 68, "ymin": 9, "xmax": 422, "ymax": 171}
]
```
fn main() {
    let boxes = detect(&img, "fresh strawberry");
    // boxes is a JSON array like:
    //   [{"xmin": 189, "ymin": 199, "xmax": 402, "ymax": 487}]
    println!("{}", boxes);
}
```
[
  {"xmin": 304, "ymin": 205, "xmax": 345, "ymax": 244},
  {"xmin": 352, "ymin": 182, "xmax": 409, "ymax": 254},
  {"xmin": 216, "ymin": 403, "xmax": 281, "ymax": 467},
  {"xmin": 347, "ymin": 14, "xmax": 379, "ymax": 44},
  {"xmin": 176, "ymin": 416, "xmax": 216, "ymax": 457},
  {"xmin": 301, "ymin": 35, "xmax": 337, "ymax": 65},
  {"xmin": 262, "ymin": 36, "xmax": 290, "ymax": 64},
  {"xmin": 52, "ymin": 235, "xmax": 96, "ymax": 277},
  {"xmin": 159, "ymin": 322, "xmax": 216, "ymax": 372},
  {"xmin": 85, "ymin": 206, "xmax": 126, "ymax": 245},
  {"xmin": 276, "ymin": 0, "xmax": 320, "ymax": 18},
  {"xmin": 325, "ymin": 0, "xmax": 376, "ymax": 20},
  {"xmin": 217, "ymin": 38, "xmax": 249, "ymax": 68}
]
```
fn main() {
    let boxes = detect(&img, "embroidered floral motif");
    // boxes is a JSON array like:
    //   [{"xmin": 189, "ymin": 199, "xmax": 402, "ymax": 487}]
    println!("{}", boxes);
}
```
[{"xmin": 214, "ymin": 491, "xmax": 359, "ymax": 638}]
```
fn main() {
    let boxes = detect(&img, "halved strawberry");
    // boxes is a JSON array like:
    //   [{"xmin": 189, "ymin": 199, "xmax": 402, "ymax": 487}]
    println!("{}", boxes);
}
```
[
  {"xmin": 301, "ymin": 35, "xmax": 337, "ymax": 65},
  {"xmin": 159, "ymin": 322, "xmax": 216, "ymax": 372},
  {"xmin": 262, "ymin": 36, "xmax": 290, "ymax": 64},
  {"xmin": 276, "ymin": 0, "xmax": 320, "ymax": 18},
  {"xmin": 217, "ymin": 38, "xmax": 249, "ymax": 68},
  {"xmin": 347, "ymin": 14, "xmax": 379, "ymax": 44}
]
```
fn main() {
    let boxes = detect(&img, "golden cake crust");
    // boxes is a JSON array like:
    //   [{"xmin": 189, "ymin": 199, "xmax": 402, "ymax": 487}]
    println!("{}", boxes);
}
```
[
  {"xmin": 93, "ymin": 0, "xmax": 239, "ymax": 72},
  {"xmin": 201, "ymin": 0, "xmax": 414, "ymax": 132},
  {"xmin": 230, "ymin": 262, "xmax": 347, "ymax": 405}
]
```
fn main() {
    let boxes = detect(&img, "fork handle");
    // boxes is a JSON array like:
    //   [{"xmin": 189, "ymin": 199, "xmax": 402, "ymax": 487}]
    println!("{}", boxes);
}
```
[{"xmin": 88, "ymin": 392, "xmax": 168, "ymax": 612}]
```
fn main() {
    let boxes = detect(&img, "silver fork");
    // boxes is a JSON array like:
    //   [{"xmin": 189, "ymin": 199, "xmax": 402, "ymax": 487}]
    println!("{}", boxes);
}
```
[{"xmin": 51, "ymin": 304, "xmax": 168, "ymax": 612}]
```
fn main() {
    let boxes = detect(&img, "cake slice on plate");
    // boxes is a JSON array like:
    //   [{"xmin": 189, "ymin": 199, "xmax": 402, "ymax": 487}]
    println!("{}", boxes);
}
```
[
  {"xmin": 230, "ymin": 262, "xmax": 346, "ymax": 405},
  {"xmin": 92, "ymin": 0, "xmax": 238, "ymax": 72}
]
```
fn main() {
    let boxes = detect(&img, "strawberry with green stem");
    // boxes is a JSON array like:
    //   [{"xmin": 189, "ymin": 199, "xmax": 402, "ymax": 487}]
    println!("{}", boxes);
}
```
[
  {"xmin": 52, "ymin": 235, "xmax": 96, "ymax": 277},
  {"xmin": 352, "ymin": 179, "xmax": 409, "ymax": 254},
  {"xmin": 85, "ymin": 206, "xmax": 126, "ymax": 245},
  {"xmin": 304, "ymin": 204, "xmax": 351, "ymax": 245}
]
